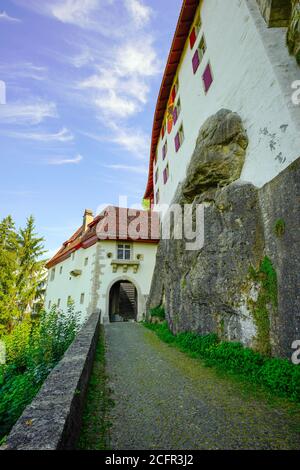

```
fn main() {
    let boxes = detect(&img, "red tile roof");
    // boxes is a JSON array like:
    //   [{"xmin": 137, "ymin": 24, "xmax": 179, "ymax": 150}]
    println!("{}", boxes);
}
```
[
  {"xmin": 46, "ymin": 206, "xmax": 160, "ymax": 269},
  {"xmin": 144, "ymin": 0, "xmax": 198, "ymax": 201}
]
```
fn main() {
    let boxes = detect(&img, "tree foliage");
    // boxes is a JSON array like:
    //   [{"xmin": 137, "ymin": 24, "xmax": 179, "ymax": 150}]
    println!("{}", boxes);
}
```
[{"xmin": 0, "ymin": 215, "xmax": 46, "ymax": 336}]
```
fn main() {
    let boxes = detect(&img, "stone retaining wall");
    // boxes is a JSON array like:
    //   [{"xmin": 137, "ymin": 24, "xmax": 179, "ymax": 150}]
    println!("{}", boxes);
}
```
[{"xmin": 5, "ymin": 311, "xmax": 101, "ymax": 450}]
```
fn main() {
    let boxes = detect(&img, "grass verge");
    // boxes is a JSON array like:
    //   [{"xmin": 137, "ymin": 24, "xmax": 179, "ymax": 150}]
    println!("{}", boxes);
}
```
[
  {"xmin": 144, "ymin": 321, "xmax": 300, "ymax": 403},
  {"xmin": 77, "ymin": 326, "xmax": 114, "ymax": 450}
]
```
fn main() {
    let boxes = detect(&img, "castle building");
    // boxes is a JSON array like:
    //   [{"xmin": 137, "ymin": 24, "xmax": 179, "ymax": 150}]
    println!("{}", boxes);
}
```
[
  {"xmin": 45, "ymin": 208, "xmax": 159, "ymax": 323},
  {"xmin": 144, "ymin": 0, "xmax": 300, "ymax": 208}
]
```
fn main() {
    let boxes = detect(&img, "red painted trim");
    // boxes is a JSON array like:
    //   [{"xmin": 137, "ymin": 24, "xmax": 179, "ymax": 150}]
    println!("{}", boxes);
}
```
[{"xmin": 143, "ymin": 0, "xmax": 199, "ymax": 201}]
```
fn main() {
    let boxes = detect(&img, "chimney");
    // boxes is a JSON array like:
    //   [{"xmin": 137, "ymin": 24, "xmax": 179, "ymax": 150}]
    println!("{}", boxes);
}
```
[{"xmin": 83, "ymin": 209, "xmax": 94, "ymax": 232}]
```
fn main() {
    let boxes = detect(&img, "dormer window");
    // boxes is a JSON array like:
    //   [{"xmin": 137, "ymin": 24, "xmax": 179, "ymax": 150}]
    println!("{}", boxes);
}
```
[{"xmin": 117, "ymin": 244, "xmax": 131, "ymax": 260}]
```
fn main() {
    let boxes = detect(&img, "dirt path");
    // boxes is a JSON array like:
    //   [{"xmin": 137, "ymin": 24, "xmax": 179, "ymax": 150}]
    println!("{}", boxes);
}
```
[{"xmin": 105, "ymin": 323, "xmax": 300, "ymax": 450}]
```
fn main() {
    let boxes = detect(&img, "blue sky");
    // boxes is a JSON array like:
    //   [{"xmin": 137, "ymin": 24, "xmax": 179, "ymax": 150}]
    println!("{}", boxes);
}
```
[{"xmin": 0, "ymin": 0, "xmax": 181, "ymax": 257}]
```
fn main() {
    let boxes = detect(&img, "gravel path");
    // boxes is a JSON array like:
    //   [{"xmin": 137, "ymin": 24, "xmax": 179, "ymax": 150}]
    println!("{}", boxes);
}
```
[{"xmin": 105, "ymin": 323, "xmax": 300, "ymax": 450}]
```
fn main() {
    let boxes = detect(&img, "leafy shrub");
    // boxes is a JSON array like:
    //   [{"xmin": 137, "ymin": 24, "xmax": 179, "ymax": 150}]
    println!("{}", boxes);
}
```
[
  {"xmin": 144, "ymin": 322, "xmax": 300, "ymax": 403},
  {"xmin": 149, "ymin": 306, "xmax": 165, "ymax": 321},
  {"xmin": 0, "ymin": 304, "xmax": 80, "ymax": 439}
]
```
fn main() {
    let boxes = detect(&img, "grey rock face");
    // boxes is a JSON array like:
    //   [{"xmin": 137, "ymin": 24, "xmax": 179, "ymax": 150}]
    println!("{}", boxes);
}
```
[
  {"xmin": 182, "ymin": 109, "xmax": 248, "ymax": 202},
  {"xmin": 147, "ymin": 109, "xmax": 300, "ymax": 358},
  {"xmin": 256, "ymin": 0, "xmax": 292, "ymax": 27},
  {"xmin": 287, "ymin": 0, "xmax": 300, "ymax": 65}
]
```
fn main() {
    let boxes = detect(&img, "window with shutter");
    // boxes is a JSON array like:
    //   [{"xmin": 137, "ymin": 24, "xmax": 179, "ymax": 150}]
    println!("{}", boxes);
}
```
[
  {"xmin": 163, "ymin": 165, "xmax": 169, "ymax": 184},
  {"xmin": 156, "ymin": 189, "xmax": 160, "ymax": 204},
  {"xmin": 175, "ymin": 132, "xmax": 181, "ymax": 152},
  {"xmin": 189, "ymin": 27, "xmax": 196, "ymax": 49},
  {"xmin": 192, "ymin": 50, "xmax": 200, "ymax": 74},
  {"xmin": 162, "ymin": 141, "xmax": 168, "ymax": 160},
  {"xmin": 202, "ymin": 63, "xmax": 213, "ymax": 93}
]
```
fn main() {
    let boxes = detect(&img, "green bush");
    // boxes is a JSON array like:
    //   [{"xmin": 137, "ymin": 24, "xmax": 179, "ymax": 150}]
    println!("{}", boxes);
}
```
[
  {"xmin": 149, "ymin": 305, "xmax": 166, "ymax": 321},
  {"xmin": 0, "ymin": 304, "xmax": 80, "ymax": 439},
  {"xmin": 144, "ymin": 322, "xmax": 300, "ymax": 403}
]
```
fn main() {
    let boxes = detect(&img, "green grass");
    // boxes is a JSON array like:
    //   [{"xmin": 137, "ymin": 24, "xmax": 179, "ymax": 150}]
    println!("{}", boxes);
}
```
[
  {"xmin": 77, "ymin": 327, "xmax": 114, "ymax": 450},
  {"xmin": 144, "ymin": 322, "xmax": 300, "ymax": 403}
]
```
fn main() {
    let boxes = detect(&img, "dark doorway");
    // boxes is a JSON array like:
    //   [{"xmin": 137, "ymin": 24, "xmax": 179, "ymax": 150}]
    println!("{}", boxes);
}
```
[{"xmin": 109, "ymin": 281, "xmax": 137, "ymax": 322}]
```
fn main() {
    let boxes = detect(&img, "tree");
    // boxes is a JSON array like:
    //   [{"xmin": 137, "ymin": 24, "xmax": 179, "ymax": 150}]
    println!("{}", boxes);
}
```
[
  {"xmin": 16, "ymin": 216, "xmax": 46, "ymax": 320},
  {"xmin": 0, "ymin": 217, "xmax": 19, "ymax": 335}
]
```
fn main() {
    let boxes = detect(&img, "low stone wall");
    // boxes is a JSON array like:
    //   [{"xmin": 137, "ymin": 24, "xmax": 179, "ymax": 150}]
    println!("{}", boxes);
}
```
[{"xmin": 5, "ymin": 311, "xmax": 101, "ymax": 450}]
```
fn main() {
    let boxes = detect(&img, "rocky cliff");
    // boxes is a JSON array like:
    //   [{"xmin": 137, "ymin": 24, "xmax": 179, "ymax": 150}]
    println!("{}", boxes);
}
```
[
  {"xmin": 147, "ymin": 109, "xmax": 300, "ymax": 359},
  {"xmin": 287, "ymin": 0, "xmax": 300, "ymax": 64}
]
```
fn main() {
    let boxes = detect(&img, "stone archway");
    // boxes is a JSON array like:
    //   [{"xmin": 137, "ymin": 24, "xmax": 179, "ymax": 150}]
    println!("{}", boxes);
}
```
[{"xmin": 109, "ymin": 280, "xmax": 138, "ymax": 322}]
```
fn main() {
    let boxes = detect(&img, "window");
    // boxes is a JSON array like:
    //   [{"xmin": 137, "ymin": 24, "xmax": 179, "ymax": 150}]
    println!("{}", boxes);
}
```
[
  {"xmin": 161, "ymin": 122, "xmax": 166, "ymax": 139},
  {"xmin": 189, "ymin": 14, "xmax": 202, "ymax": 49},
  {"xmin": 189, "ymin": 27, "xmax": 197, "ymax": 49},
  {"xmin": 80, "ymin": 293, "xmax": 85, "ymax": 305},
  {"xmin": 195, "ymin": 12, "xmax": 202, "ymax": 36},
  {"xmin": 163, "ymin": 164, "xmax": 169, "ymax": 184},
  {"xmin": 48, "ymin": 300, "xmax": 51, "ymax": 310},
  {"xmin": 57, "ymin": 299, "xmax": 61, "ymax": 308},
  {"xmin": 175, "ymin": 124, "xmax": 184, "ymax": 152},
  {"xmin": 192, "ymin": 35, "xmax": 206, "ymax": 74},
  {"xmin": 171, "ymin": 79, "xmax": 179, "ymax": 103},
  {"xmin": 50, "ymin": 269, "xmax": 55, "ymax": 281},
  {"xmin": 155, "ymin": 168, "xmax": 159, "ymax": 184},
  {"xmin": 59, "ymin": 266, "xmax": 63, "ymax": 275},
  {"xmin": 71, "ymin": 252, "xmax": 75, "ymax": 261},
  {"xmin": 162, "ymin": 141, "xmax": 168, "ymax": 160},
  {"xmin": 156, "ymin": 188, "xmax": 160, "ymax": 204},
  {"xmin": 117, "ymin": 244, "xmax": 131, "ymax": 260},
  {"xmin": 173, "ymin": 98, "xmax": 181, "ymax": 125},
  {"xmin": 202, "ymin": 63, "xmax": 213, "ymax": 93},
  {"xmin": 67, "ymin": 295, "xmax": 72, "ymax": 304},
  {"xmin": 198, "ymin": 36, "xmax": 207, "ymax": 63},
  {"xmin": 84, "ymin": 257, "xmax": 89, "ymax": 266}
]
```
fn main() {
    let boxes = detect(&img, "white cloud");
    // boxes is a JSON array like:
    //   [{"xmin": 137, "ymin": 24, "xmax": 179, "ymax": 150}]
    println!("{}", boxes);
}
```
[
  {"xmin": 95, "ymin": 91, "xmax": 139, "ymax": 118},
  {"xmin": 4, "ymin": 127, "xmax": 74, "ymax": 142},
  {"xmin": 46, "ymin": 154, "xmax": 83, "ymax": 165},
  {"xmin": 125, "ymin": 0, "xmax": 152, "ymax": 28},
  {"xmin": 0, "ymin": 11, "xmax": 21, "ymax": 22},
  {"xmin": 83, "ymin": 126, "xmax": 149, "ymax": 159},
  {"xmin": 78, "ymin": 37, "xmax": 160, "ymax": 120},
  {"xmin": 0, "ymin": 62, "xmax": 48, "ymax": 81},
  {"xmin": 104, "ymin": 164, "xmax": 148, "ymax": 175},
  {"xmin": 51, "ymin": 0, "xmax": 99, "ymax": 28},
  {"xmin": 0, "ymin": 101, "xmax": 57, "ymax": 125},
  {"xmin": 68, "ymin": 47, "xmax": 96, "ymax": 68},
  {"xmin": 116, "ymin": 39, "xmax": 160, "ymax": 77}
]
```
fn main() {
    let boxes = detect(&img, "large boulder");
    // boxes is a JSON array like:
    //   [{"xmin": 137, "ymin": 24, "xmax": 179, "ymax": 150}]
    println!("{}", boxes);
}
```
[{"xmin": 182, "ymin": 109, "xmax": 248, "ymax": 202}]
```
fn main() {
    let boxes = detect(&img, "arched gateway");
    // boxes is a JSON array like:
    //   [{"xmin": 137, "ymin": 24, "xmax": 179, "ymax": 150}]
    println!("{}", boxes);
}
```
[{"xmin": 109, "ymin": 280, "xmax": 138, "ymax": 322}]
